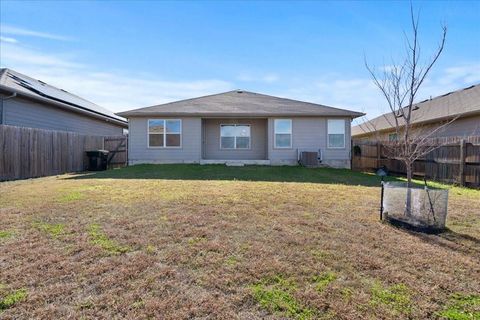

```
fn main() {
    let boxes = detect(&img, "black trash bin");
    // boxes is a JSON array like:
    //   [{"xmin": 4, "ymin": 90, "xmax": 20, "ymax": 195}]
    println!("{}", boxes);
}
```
[{"xmin": 86, "ymin": 150, "xmax": 109, "ymax": 171}]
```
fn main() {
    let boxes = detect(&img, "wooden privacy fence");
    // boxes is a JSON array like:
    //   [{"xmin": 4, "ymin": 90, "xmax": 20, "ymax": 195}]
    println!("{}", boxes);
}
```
[
  {"xmin": 0, "ymin": 125, "xmax": 127, "ymax": 181},
  {"xmin": 352, "ymin": 136, "xmax": 480, "ymax": 188}
]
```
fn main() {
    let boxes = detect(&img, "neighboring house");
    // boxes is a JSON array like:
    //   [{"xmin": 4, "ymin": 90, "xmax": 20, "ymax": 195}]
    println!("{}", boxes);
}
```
[
  {"xmin": 352, "ymin": 84, "xmax": 480, "ymax": 141},
  {"xmin": 117, "ymin": 90, "xmax": 364, "ymax": 168},
  {"xmin": 0, "ymin": 68, "xmax": 127, "ymax": 135}
]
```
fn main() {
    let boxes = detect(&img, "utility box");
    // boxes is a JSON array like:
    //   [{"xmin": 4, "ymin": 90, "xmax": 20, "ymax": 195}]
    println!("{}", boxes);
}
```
[
  {"xmin": 299, "ymin": 151, "xmax": 320, "ymax": 167},
  {"xmin": 86, "ymin": 150, "xmax": 109, "ymax": 171}
]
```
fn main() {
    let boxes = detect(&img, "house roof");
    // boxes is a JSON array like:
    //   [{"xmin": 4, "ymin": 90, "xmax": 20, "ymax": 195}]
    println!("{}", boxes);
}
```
[
  {"xmin": 352, "ymin": 84, "xmax": 480, "ymax": 137},
  {"xmin": 117, "ymin": 90, "xmax": 364, "ymax": 118},
  {"xmin": 0, "ymin": 68, "xmax": 127, "ymax": 126}
]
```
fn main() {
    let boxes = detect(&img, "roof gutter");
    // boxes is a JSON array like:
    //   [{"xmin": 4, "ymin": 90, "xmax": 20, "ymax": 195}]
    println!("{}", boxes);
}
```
[
  {"xmin": 117, "ymin": 112, "xmax": 366, "ymax": 119},
  {"xmin": 0, "ymin": 85, "xmax": 127, "ymax": 127}
]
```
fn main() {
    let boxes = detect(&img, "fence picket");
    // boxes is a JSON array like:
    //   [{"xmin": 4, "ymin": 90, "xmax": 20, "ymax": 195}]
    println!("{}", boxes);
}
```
[
  {"xmin": 0, "ymin": 125, "xmax": 127, "ymax": 181},
  {"xmin": 352, "ymin": 136, "xmax": 480, "ymax": 188}
]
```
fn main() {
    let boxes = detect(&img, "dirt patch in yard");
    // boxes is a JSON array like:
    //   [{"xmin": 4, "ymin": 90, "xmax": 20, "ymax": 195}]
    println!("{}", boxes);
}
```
[{"xmin": 0, "ymin": 165, "xmax": 479, "ymax": 319}]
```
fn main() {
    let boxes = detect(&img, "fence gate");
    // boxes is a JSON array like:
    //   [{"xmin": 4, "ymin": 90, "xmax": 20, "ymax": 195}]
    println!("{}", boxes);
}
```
[{"xmin": 103, "ymin": 135, "xmax": 128, "ymax": 168}]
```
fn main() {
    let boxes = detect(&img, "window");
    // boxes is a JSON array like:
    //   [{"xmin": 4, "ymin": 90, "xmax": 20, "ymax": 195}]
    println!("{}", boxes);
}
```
[
  {"xmin": 220, "ymin": 124, "xmax": 250, "ymax": 149},
  {"xmin": 388, "ymin": 133, "xmax": 398, "ymax": 142},
  {"xmin": 148, "ymin": 119, "xmax": 181, "ymax": 148},
  {"xmin": 274, "ymin": 119, "xmax": 292, "ymax": 148},
  {"xmin": 327, "ymin": 119, "xmax": 345, "ymax": 148}
]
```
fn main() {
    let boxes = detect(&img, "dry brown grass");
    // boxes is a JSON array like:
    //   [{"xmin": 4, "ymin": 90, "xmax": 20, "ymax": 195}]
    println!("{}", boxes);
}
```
[{"xmin": 0, "ymin": 165, "xmax": 479, "ymax": 319}]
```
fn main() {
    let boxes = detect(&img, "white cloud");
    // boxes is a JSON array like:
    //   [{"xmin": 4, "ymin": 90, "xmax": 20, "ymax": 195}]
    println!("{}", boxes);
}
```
[
  {"xmin": 0, "ymin": 41, "xmax": 234, "ymax": 112},
  {"xmin": 1, "ymin": 26, "xmax": 477, "ymax": 120},
  {"xmin": 1, "ymin": 41, "xmax": 82, "ymax": 68},
  {"xmin": 1, "ymin": 24, "xmax": 72, "ymax": 41},
  {"xmin": 276, "ymin": 64, "xmax": 480, "ymax": 126},
  {"xmin": 278, "ymin": 76, "xmax": 384, "ymax": 120},
  {"xmin": 0, "ymin": 36, "xmax": 18, "ymax": 43},
  {"xmin": 237, "ymin": 72, "xmax": 279, "ymax": 84}
]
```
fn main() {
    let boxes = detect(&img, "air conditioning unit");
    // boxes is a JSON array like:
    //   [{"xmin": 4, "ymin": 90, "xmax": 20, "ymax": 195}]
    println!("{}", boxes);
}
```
[{"xmin": 298, "ymin": 149, "xmax": 322, "ymax": 167}]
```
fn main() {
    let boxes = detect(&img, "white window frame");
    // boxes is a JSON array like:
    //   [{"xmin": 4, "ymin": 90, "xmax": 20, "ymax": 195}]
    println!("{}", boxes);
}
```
[
  {"xmin": 147, "ymin": 119, "xmax": 182, "ymax": 148},
  {"xmin": 219, "ymin": 124, "xmax": 251, "ymax": 150},
  {"xmin": 327, "ymin": 119, "xmax": 346, "ymax": 149},
  {"xmin": 388, "ymin": 133, "xmax": 398, "ymax": 142},
  {"xmin": 274, "ymin": 119, "xmax": 292, "ymax": 149}
]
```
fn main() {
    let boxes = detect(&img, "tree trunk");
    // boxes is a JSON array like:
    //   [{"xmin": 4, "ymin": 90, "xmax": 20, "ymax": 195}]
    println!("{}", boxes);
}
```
[{"xmin": 405, "ymin": 163, "xmax": 413, "ymax": 216}]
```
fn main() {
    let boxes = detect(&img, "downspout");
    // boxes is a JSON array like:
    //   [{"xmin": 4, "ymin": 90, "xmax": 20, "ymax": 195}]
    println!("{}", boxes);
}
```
[{"xmin": 0, "ymin": 92, "xmax": 17, "ymax": 124}]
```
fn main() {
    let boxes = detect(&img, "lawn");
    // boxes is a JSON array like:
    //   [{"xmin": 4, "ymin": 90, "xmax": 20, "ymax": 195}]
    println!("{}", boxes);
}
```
[{"xmin": 0, "ymin": 165, "xmax": 479, "ymax": 319}]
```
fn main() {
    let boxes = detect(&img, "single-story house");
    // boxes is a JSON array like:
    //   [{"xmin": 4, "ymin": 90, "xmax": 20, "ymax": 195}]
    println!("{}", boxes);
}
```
[
  {"xmin": 117, "ymin": 90, "xmax": 364, "ymax": 168},
  {"xmin": 352, "ymin": 84, "xmax": 480, "ymax": 141},
  {"xmin": 0, "ymin": 68, "xmax": 127, "ymax": 135}
]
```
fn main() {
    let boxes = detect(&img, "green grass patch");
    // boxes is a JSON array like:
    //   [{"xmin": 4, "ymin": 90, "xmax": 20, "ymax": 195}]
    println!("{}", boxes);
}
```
[
  {"xmin": 187, "ymin": 236, "xmax": 207, "ymax": 245},
  {"xmin": 312, "ymin": 272, "xmax": 337, "ymax": 292},
  {"xmin": 225, "ymin": 255, "xmax": 239, "ymax": 266},
  {"xmin": 145, "ymin": 245, "xmax": 156, "ymax": 255},
  {"xmin": 0, "ymin": 230, "xmax": 14, "ymax": 239},
  {"xmin": 437, "ymin": 294, "xmax": 480, "ymax": 320},
  {"xmin": 311, "ymin": 249, "xmax": 333, "ymax": 261},
  {"xmin": 132, "ymin": 299, "xmax": 145, "ymax": 309},
  {"xmin": 88, "ymin": 224, "xmax": 130, "ymax": 254},
  {"xmin": 370, "ymin": 281, "xmax": 412, "ymax": 316},
  {"xmin": 70, "ymin": 163, "xmax": 480, "ymax": 195},
  {"xmin": 32, "ymin": 221, "xmax": 65, "ymax": 238},
  {"xmin": 0, "ymin": 288, "xmax": 27, "ymax": 311},
  {"xmin": 341, "ymin": 287, "xmax": 353, "ymax": 300},
  {"xmin": 251, "ymin": 275, "xmax": 316, "ymax": 319},
  {"xmin": 58, "ymin": 191, "xmax": 83, "ymax": 202},
  {"xmin": 72, "ymin": 164, "xmax": 398, "ymax": 186}
]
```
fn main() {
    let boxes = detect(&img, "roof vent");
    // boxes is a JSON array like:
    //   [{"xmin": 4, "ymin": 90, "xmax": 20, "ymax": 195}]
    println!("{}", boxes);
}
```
[{"xmin": 236, "ymin": 89, "xmax": 243, "ymax": 93}]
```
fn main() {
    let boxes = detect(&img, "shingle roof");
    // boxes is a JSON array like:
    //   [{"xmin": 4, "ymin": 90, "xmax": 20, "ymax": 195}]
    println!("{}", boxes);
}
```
[
  {"xmin": 0, "ymin": 68, "xmax": 127, "ymax": 125},
  {"xmin": 117, "ymin": 90, "xmax": 364, "ymax": 118},
  {"xmin": 352, "ymin": 84, "xmax": 480, "ymax": 137}
]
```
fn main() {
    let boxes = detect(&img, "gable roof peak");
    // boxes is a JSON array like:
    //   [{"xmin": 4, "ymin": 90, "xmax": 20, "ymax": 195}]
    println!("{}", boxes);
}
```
[{"xmin": 117, "ymin": 89, "xmax": 364, "ymax": 118}]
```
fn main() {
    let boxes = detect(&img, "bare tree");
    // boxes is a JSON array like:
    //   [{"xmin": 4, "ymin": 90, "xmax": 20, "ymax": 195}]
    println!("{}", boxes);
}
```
[{"xmin": 365, "ymin": 4, "xmax": 449, "ymax": 214}]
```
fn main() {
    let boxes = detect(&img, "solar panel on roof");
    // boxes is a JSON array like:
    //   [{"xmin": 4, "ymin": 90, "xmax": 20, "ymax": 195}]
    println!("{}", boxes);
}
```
[{"xmin": 2, "ymin": 69, "xmax": 125, "ymax": 122}]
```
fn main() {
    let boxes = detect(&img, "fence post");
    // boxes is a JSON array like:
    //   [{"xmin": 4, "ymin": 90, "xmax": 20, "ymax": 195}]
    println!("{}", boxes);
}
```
[{"xmin": 459, "ymin": 139, "xmax": 466, "ymax": 186}]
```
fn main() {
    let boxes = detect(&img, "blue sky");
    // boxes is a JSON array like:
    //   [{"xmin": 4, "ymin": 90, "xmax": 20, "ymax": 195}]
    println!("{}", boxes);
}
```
[{"xmin": 1, "ymin": 0, "xmax": 479, "ymax": 121}]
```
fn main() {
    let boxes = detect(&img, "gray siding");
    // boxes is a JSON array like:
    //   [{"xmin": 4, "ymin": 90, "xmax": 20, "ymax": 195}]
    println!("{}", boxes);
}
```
[
  {"xmin": 128, "ymin": 117, "xmax": 202, "ymax": 164},
  {"xmin": 127, "ymin": 116, "xmax": 352, "ymax": 167},
  {"xmin": 267, "ymin": 117, "xmax": 351, "ymax": 167},
  {"xmin": 2, "ymin": 95, "xmax": 124, "ymax": 135},
  {"xmin": 203, "ymin": 118, "xmax": 267, "ymax": 160},
  {"xmin": 354, "ymin": 115, "xmax": 480, "ymax": 141},
  {"xmin": 435, "ymin": 116, "xmax": 480, "ymax": 137}
]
